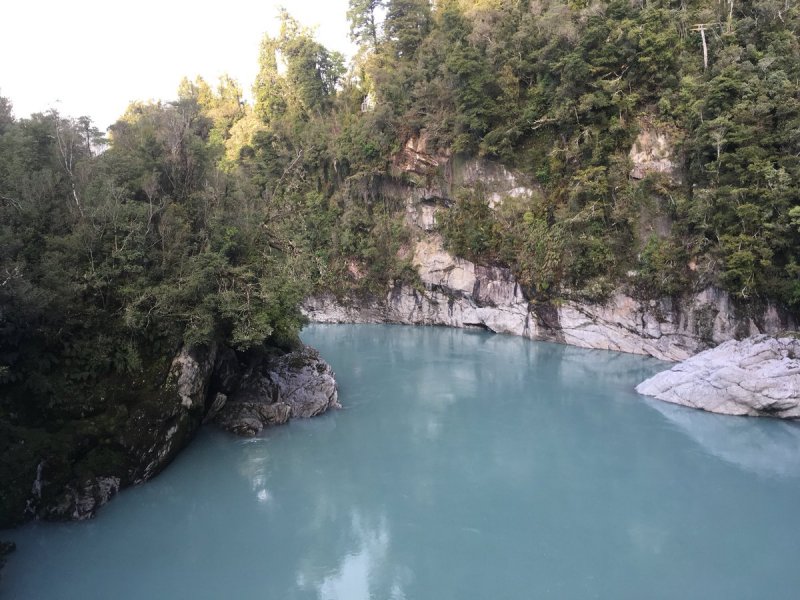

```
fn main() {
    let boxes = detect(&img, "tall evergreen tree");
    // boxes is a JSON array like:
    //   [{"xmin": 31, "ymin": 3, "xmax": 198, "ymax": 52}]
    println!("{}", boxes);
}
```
[{"xmin": 348, "ymin": 0, "xmax": 384, "ymax": 50}]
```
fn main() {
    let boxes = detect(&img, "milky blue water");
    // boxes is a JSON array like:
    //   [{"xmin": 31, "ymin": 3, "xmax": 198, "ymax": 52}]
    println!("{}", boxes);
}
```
[{"xmin": 3, "ymin": 324, "xmax": 800, "ymax": 599}]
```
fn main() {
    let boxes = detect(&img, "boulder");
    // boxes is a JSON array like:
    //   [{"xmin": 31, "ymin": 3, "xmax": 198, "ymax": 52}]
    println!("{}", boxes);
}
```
[
  {"xmin": 636, "ymin": 335, "xmax": 800, "ymax": 418},
  {"xmin": 216, "ymin": 346, "xmax": 340, "ymax": 436}
]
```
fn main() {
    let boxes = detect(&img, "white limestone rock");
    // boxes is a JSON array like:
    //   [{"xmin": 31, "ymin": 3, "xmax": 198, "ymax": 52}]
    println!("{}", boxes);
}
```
[
  {"xmin": 413, "ymin": 236, "xmax": 477, "ymax": 295},
  {"xmin": 303, "ymin": 236, "xmax": 794, "ymax": 362},
  {"xmin": 629, "ymin": 128, "xmax": 679, "ymax": 181},
  {"xmin": 636, "ymin": 336, "xmax": 800, "ymax": 418}
]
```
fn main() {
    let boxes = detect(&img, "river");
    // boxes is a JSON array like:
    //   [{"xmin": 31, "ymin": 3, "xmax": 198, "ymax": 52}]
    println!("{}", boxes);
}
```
[{"xmin": 3, "ymin": 324, "xmax": 800, "ymax": 599}]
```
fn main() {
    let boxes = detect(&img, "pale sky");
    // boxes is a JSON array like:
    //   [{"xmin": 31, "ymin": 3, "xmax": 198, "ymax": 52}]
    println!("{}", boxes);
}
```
[{"xmin": 0, "ymin": 0, "xmax": 356, "ymax": 129}]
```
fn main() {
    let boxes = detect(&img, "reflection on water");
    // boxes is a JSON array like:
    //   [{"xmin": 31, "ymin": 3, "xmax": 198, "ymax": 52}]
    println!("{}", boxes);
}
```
[
  {"xmin": 646, "ymin": 398, "xmax": 800, "ymax": 478},
  {"xmin": 297, "ymin": 511, "xmax": 409, "ymax": 600},
  {"xmin": 3, "ymin": 324, "xmax": 800, "ymax": 600}
]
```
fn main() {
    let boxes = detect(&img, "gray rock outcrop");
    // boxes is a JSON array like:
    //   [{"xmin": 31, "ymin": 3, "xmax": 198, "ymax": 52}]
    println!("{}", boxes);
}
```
[
  {"xmin": 628, "ymin": 127, "xmax": 680, "ymax": 181},
  {"xmin": 216, "ymin": 346, "xmax": 340, "ymax": 436},
  {"xmin": 302, "ymin": 237, "xmax": 794, "ymax": 362},
  {"xmin": 15, "ymin": 342, "xmax": 339, "ymax": 524},
  {"xmin": 636, "ymin": 335, "xmax": 800, "ymax": 418}
]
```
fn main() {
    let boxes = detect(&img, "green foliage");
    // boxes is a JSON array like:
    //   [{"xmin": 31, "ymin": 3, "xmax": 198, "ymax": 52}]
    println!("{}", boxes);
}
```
[
  {"xmin": 384, "ymin": 0, "xmax": 431, "ymax": 61},
  {"xmin": 356, "ymin": 0, "xmax": 800, "ymax": 308},
  {"xmin": 438, "ymin": 188, "xmax": 495, "ymax": 262},
  {"xmin": 254, "ymin": 11, "xmax": 345, "ymax": 124},
  {"xmin": 348, "ymin": 0, "xmax": 383, "ymax": 50},
  {"xmin": 0, "ymin": 91, "xmax": 309, "ymax": 426},
  {"xmin": 634, "ymin": 236, "xmax": 691, "ymax": 299}
]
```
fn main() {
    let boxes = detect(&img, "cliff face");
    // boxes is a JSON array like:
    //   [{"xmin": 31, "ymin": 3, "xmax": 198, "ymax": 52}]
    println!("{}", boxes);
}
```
[
  {"xmin": 304, "ymin": 135, "xmax": 794, "ymax": 362},
  {"xmin": 2, "ymin": 344, "xmax": 338, "ymax": 527},
  {"xmin": 304, "ymin": 240, "xmax": 793, "ymax": 362},
  {"xmin": 4, "ymin": 345, "xmax": 219, "ymax": 525}
]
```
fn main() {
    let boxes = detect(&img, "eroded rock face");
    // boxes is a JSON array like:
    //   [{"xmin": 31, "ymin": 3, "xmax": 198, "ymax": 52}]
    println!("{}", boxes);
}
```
[
  {"xmin": 636, "ymin": 336, "xmax": 800, "ymax": 418},
  {"xmin": 46, "ymin": 477, "xmax": 121, "ymax": 521},
  {"xmin": 15, "ymin": 342, "xmax": 338, "ymax": 524},
  {"xmin": 393, "ymin": 131, "xmax": 451, "ymax": 177},
  {"xmin": 387, "ymin": 133, "xmax": 538, "ymax": 232},
  {"xmin": 303, "ymin": 239, "xmax": 795, "ymax": 362},
  {"xmin": 216, "ymin": 346, "xmax": 340, "ymax": 436},
  {"xmin": 629, "ymin": 128, "xmax": 679, "ymax": 181},
  {"xmin": 124, "ymin": 344, "xmax": 218, "ymax": 485},
  {"xmin": 40, "ymin": 345, "xmax": 220, "ymax": 522}
]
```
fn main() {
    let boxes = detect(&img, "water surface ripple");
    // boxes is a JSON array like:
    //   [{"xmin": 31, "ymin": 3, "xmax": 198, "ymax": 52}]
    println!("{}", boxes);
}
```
[{"xmin": 3, "ymin": 324, "xmax": 800, "ymax": 599}]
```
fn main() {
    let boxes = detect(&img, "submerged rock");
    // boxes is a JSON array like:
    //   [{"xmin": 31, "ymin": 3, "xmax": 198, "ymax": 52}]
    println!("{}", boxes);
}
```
[
  {"xmin": 216, "ymin": 345, "xmax": 340, "ymax": 436},
  {"xmin": 636, "ymin": 335, "xmax": 800, "ymax": 418}
]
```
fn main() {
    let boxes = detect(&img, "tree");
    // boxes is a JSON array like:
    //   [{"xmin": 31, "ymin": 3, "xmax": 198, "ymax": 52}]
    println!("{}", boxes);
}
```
[
  {"xmin": 348, "ymin": 0, "xmax": 384, "ymax": 50},
  {"xmin": 254, "ymin": 11, "xmax": 345, "ymax": 122},
  {"xmin": 383, "ymin": 0, "xmax": 431, "ymax": 60},
  {"xmin": 254, "ymin": 36, "xmax": 288, "ymax": 124}
]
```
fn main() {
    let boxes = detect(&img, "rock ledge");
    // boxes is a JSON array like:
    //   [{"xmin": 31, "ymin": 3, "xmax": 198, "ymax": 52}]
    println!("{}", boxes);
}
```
[{"xmin": 636, "ymin": 335, "xmax": 800, "ymax": 418}]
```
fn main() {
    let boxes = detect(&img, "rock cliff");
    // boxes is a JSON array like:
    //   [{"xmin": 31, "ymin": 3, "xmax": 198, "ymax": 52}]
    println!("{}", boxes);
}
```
[
  {"xmin": 26, "ymin": 345, "xmax": 220, "ymax": 523},
  {"xmin": 6, "ymin": 343, "xmax": 338, "ymax": 525},
  {"xmin": 304, "ymin": 236, "xmax": 793, "ymax": 362},
  {"xmin": 305, "ymin": 134, "xmax": 794, "ymax": 363}
]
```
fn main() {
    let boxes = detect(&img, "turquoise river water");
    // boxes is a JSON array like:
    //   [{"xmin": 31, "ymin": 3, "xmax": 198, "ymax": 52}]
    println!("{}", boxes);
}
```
[{"xmin": 3, "ymin": 324, "xmax": 800, "ymax": 599}]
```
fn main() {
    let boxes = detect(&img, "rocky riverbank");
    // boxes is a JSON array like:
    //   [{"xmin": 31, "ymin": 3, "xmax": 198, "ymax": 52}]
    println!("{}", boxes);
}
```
[
  {"xmin": 305, "ymin": 141, "xmax": 794, "ymax": 362},
  {"xmin": 303, "ymin": 236, "xmax": 794, "ymax": 362},
  {"xmin": 2, "ymin": 343, "xmax": 338, "ymax": 527}
]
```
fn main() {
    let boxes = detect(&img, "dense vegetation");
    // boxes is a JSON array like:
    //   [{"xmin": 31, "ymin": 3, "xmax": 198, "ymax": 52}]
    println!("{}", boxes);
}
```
[
  {"xmin": 363, "ymin": 0, "xmax": 800, "ymax": 305},
  {"xmin": 1, "ymin": 0, "xmax": 799, "ymax": 525}
]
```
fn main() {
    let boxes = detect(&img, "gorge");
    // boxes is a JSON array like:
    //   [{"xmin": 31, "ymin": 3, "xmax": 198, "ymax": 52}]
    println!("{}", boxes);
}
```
[{"xmin": 3, "ymin": 0, "xmax": 800, "ymax": 594}]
